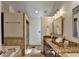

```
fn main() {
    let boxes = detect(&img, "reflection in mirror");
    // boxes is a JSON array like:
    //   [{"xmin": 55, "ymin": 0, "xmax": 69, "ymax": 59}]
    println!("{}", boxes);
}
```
[{"xmin": 73, "ymin": 5, "xmax": 79, "ymax": 38}]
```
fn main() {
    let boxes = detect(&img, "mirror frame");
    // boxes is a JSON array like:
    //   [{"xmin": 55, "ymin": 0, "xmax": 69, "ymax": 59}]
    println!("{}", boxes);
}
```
[
  {"xmin": 72, "ymin": 5, "xmax": 79, "ymax": 38},
  {"xmin": 52, "ymin": 16, "xmax": 64, "ymax": 35}
]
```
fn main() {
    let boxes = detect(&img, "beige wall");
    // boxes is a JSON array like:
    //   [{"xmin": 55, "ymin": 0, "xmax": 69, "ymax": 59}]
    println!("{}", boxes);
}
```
[
  {"xmin": 1, "ymin": 2, "xmax": 9, "ymax": 13},
  {"xmin": 4, "ymin": 12, "xmax": 24, "ymax": 37},
  {"xmin": 41, "ymin": 16, "xmax": 52, "ymax": 36},
  {"xmin": 1, "ymin": 2, "xmax": 15, "ymax": 13},
  {"xmin": 9, "ymin": 5, "xmax": 15, "ymax": 13},
  {"xmin": 41, "ymin": 16, "xmax": 53, "ymax": 52}
]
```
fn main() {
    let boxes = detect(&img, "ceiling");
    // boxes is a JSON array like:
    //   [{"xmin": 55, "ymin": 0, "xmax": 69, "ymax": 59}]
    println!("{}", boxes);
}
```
[{"xmin": 3, "ymin": 1, "xmax": 63, "ymax": 19}]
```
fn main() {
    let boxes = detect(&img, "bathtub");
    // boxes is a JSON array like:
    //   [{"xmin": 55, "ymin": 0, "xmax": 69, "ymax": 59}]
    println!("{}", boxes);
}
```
[{"xmin": 0, "ymin": 46, "xmax": 20, "ymax": 57}]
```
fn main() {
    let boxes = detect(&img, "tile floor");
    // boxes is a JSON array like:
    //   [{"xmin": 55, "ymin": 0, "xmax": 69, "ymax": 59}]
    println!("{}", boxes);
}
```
[{"xmin": 25, "ymin": 45, "xmax": 44, "ymax": 57}]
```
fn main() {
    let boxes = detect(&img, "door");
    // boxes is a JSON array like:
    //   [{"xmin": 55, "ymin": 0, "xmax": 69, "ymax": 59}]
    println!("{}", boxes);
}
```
[{"xmin": 29, "ymin": 17, "xmax": 41, "ymax": 45}]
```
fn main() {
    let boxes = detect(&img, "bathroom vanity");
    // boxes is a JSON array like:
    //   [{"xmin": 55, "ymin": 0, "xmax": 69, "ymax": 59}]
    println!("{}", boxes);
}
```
[{"xmin": 43, "ymin": 36, "xmax": 79, "ymax": 57}]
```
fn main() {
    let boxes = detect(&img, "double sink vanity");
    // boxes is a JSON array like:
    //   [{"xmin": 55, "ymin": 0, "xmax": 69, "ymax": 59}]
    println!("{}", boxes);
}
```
[
  {"xmin": 43, "ymin": 35, "xmax": 79, "ymax": 57},
  {"xmin": 42, "ymin": 8, "xmax": 79, "ymax": 57}
]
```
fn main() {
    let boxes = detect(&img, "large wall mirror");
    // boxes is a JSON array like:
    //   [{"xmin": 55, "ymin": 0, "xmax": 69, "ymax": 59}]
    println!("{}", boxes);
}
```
[
  {"xmin": 52, "ymin": 16, "xmax": 63, "ymax": 35},
  {"xmin": 73, "ymin": 5, "xmax": 79, "ymax": 38}
]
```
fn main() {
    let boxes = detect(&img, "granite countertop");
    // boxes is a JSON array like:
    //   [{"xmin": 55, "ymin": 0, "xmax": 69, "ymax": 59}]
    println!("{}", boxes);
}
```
[{"xmin": 44, "ymin": 39, "xmax": 79, "ymax": 57}]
